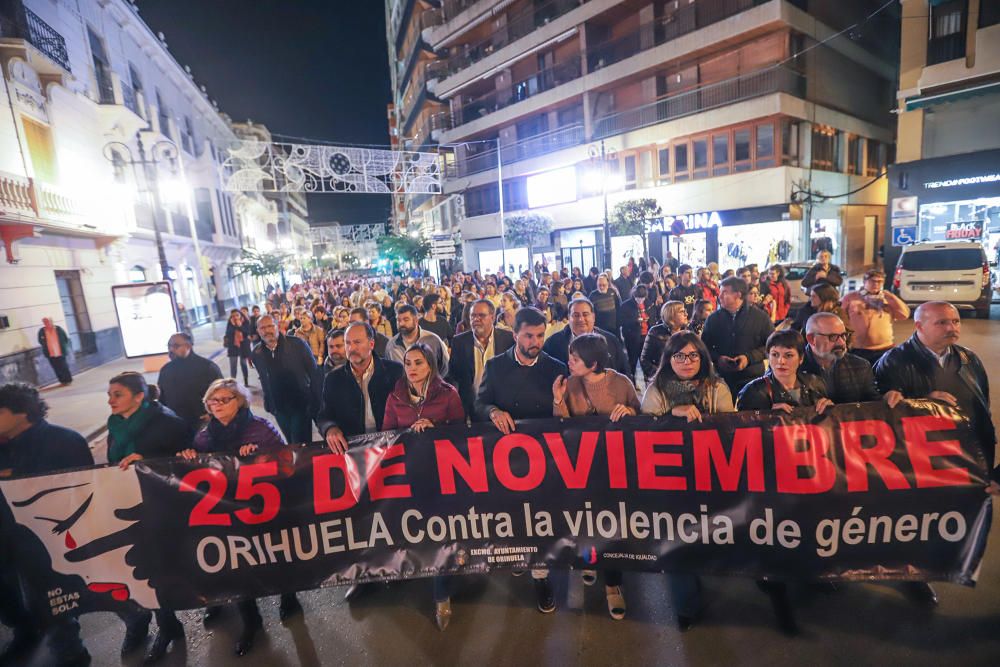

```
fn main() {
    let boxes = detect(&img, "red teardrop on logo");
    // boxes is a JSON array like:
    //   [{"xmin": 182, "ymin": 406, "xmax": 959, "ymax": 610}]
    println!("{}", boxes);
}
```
[{"xmin": 65, "ymin": 532, "xmax": 77, "ymax": 549}]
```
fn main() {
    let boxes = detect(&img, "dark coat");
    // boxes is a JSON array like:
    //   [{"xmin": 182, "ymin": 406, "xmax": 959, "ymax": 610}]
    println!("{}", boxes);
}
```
[
  {"xmin": 383, "ymin": 377, "xmax": 465, "ymax": 430},
  {"xmin": 36, "ymin": 326, "xmax": 70, "ymax": 358},
  {"xmin": 316, "ymin": 355, "xmax": 404, "ymax": 437},
  {"xmin": 446, "ymin": 328, "xmax": 515, "ymax": 419},
  {"xmin": 224, "ymin": 319, "xmax": 252, "ymax": 358},
  {"xmin": 541, "ymin": 326, "xmax": 631, "ymax": 379},
  {"xmin": 800, "ymin": 347, "xmax": 881, "ymax": 404},
  {"xmin": 193, "ymin": 412, "xmax": 286, "ymax": 454},
  {"xmin": 618, "ymin": 298, "xmax": 650, "ymax": 372},
  {"xmin": 736, "ymin": 370, "xmax": 828, "ymax": 411},
  {"xmin": 639, "ymin": 323, "xmax": 673, "ymax": 380},
  {"xmin": 2, "ymin": 420, "xmax": 93, "ymax": 476},
  {"xmin": 668, "ymin": 283, "xmax": 701, "ymax": 316},
  {"xmin": 251, "ymin": 335, "xmax": 321, "ymax": 416},
  {"xmin": 106, "ymin": 401, "xmax": 193, "ymax": 464},
  {"xmin": 475, "ymin": 347, "xmax": 567, "ymax": 421},
  {"xmin": 701, "ymin": 303, "xmax": 774, "ymax": 393},
  {"xmin": 589, "ymin": 290, "xmax": 620, "ymax": 334},
  {"xmin": 157, "ymin": 352, "xmax": 224, "ymax": 428},
  {"xmin": 801, "ymin": 263, "xmax": 844, "ymax": 289}
]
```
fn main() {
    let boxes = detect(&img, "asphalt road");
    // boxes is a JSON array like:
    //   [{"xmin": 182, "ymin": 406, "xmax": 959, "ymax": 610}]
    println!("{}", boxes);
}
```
[{"xmin": 6, "ymin": 313, "xmax": 1000, "ymax": 666}]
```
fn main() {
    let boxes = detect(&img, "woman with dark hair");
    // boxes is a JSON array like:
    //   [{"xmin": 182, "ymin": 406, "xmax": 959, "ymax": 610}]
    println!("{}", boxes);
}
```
[
  {"xmin": 552, "ymin": 333, "xmax": 639, "ymax": 620},
  {"xmin": 760, "ymin": 264, "xmax": 792, "ymax": 323},
  {"xmin": 735, "ymin": 329, "xmax": 831, "ymax": 637},
  {"xmin": 224, "ymin": 309, "xmax": 252, "ymax": 385},
  {"xmin": 571, "ymin": 277, "xmax": 585, "ymax": 296},
  {"xmin": 105, "ymin": 371, "xmax": 193, "ymax": 662},
  {"xmin": 619, "ymin": 284, "xmax": 651, "ymax": 378},
  {"xmin": 178, "ymin": 379, "xmax": 303, "ymax": 657},
  {"xmin": 639, "ymin": 332, "xmax": 733, "ymax": 631},
  {"xmin": 549, "ymin": 281, "xmax": 569, "ymax": 322},
  {"xmin": 788, "ymin": 283, "xmax": 850, "ymax": 333},
  {"xmin": 382, "ymin": 343, "xmax": 464, "ymax": 630}
]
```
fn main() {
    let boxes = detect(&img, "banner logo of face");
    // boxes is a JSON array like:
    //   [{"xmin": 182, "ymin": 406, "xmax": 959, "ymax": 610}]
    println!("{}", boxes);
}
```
[
  {"xmin": 1, "ymin": 467, "xmax": 159, "ymax": 609},
  {"xmin": 583, "ymin": 546, "xmax": 597, "ymax": 565}
]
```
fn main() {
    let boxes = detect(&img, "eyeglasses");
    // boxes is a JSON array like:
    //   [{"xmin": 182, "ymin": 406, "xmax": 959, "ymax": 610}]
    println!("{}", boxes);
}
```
[
  {"xmin": 206, "ymin": 395, "xmax": 236, "ymax": 406},
  {"xmin": 814, "ymin": 332, "xmax": 850, "ymax": 343},
  {"xmin": 671, "ymin": 352, "xmax": 701, "ymax": 363},
  {"xmin": 470, "ymin": 312, "xmax": 491, "ymax": 319}
]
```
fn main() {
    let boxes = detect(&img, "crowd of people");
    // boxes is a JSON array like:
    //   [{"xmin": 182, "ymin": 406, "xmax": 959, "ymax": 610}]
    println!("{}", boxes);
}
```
[{"xmin": 2, "ymin": 252, "xmax": 1000, "ymax": 666}]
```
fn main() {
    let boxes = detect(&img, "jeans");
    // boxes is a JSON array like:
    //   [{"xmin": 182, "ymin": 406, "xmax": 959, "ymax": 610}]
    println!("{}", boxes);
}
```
[
  {"xmin": 668, "ymin": 572, "xmax": 703, "ymax": 618},
  {"xmin": 229, "ymin": 355, "xmax": 249, "ymax": 385},
  {"xmin": 275, "ymin": 409, "xmax": 313, "ymax": 444}
]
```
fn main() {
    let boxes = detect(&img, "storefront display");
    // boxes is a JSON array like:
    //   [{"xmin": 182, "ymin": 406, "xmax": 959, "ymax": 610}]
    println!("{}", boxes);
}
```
[
  {"xmin": 918, "ymin": 197, "xmax": 1000, "ymax": 257},
  {"xmin": 718, "ymin": 220, "xmax": 804, "ymax": 273}
]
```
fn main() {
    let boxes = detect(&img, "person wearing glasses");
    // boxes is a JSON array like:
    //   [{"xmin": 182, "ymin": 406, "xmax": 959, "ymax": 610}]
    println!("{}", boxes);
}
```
[
  {"xmin": 177, "ymin": 379, "xmax": 302, "ymax": 659},
  {"xmin": 800, "ymin": 312, "xmax": 889, "ymax": 405},
  {"xmin": 639, "ymin": 331, "xmax": 733, "ymax": 631},
  {"xmin": 447, "ymin": 299, "xmax": 514, "ymax": 421}
]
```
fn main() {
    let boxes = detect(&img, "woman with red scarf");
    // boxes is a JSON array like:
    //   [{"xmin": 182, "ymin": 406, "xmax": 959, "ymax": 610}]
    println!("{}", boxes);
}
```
[
  {"xmin": 696, "ymin": 267, "xmax": 719, "ymax": 307},
  {"xmin": 760, "ymin": 264, "xmax": 792, "ymax": 323}
]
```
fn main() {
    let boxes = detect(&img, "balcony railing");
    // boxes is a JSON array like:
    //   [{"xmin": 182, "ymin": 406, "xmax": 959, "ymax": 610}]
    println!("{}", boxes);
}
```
[
  {"xmin": 0, "ymin": 170, "xmax": 86, "ymax": 221},
  {"xmin": 437, "ymin": 0, "xmax": 589, "ymax": 79},
  {"xmin": 0, "ymin": 6, "xmax": 71, "ymax": 71},
  {"xmin": 0, "ymin": 170, "xmax": 35, "ymax": 217},
  {"xmin": 927, "ymin": 32, "xmax": 966, "ymax": 66},
  {"xmin": 594, "ymin": 66, "xmax": 804, "ymax": 139},
  {"xmin": 447, "ymin": 123, "xmax": 585, "ymax": 177},
  {"xmin": 452, "ymin": 55, "xmax": 582, "ymax": 126}
]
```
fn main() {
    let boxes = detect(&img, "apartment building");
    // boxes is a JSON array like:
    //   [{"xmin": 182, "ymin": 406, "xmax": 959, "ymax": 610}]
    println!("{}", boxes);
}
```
[
  {"xmin": 885, "ymin": 0, "xmax": 1000, "ymax": 275},
  {"xmin": 0, "ymin": 0, "xmax": 300, "ymax": 385},
  {"xmin": 386, "ymin": 0, "xmax": 898, "ymax": 277}
]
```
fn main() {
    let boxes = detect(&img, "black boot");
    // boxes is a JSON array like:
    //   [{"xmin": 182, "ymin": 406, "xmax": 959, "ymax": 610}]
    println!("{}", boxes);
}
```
[
  {"xmin": 0, "ymin": 630, "xmax": 41, "ymax": 666},
  {"xmin": 142, "ymin": 625, "xmax": 183, "ymax": 665},
  {"xmin": 533, "ymin": 577, "xmax": 555, "ymax": 614},
  {"xmin": 121, "ymin": 610, "xmax": 151, "ymax": 656},
  {"xmin": 758, "ymin": 581, "xmax": 798, "ymax": 637},
  {"xmin": 903, "ymin": 582, "xmax": 939, "ymax": 608},
  {"xmin": 234, "ymin": 616, "xmax": 263, "ymax": 657},
  {"xmin": 279, "ymin": 593, "xmax": 302, "ymax": 621}
]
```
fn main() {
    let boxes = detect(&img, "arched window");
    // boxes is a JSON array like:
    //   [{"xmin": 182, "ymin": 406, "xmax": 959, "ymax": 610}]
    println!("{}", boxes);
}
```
[{"xmin": 128, "ymin": 265, "xmax": 146, "ymax": 282}]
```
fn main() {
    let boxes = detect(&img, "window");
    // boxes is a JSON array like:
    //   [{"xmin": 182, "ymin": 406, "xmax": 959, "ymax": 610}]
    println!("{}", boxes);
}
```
[
  {"xmin": 155, "ymin": 89, "xmax": 171, "ymax": 136},
  {"xmin": 195, "ymin": 188, "xmax": 214, "ymax": 241},
  {"xmin": 810, "ymin": 125, "xmax": 838, "ymax": 171},
  {"xmin": 88, "ymin": 27, "xmax": 113, "ymax": 104},
  {"xmin": 128, "ymin": 265, "xmax": 146, "ymax": 283},
  {"xmin": 733, "ymin": 128, "xmax": 751, "ymax": 172},
  {"xmin": 182, "ymin": 116, "xmax": 195, "ymax": 154},
  {"xmin": 866, "ymin": 140, "xmax": 886, "ymax": 177},
  {"xmin": 692, "ymin": 137, "xmax": 709, "ymax": 179},
  {"xmin": 757, "ymin": 122, "xmax": 776, "ymax": 167},
  {"xmin": 847, "ymin": 135, "xmax": 863, "ymax": 175},
  {"xmin": 657, "ymin": 147, "xmax": 670, "ymax": 184},
  {"xmin": 712, "ymin": 133, "xmax": 729, "ymax": 176},
  {"xmin": 981, "ymin": 0, "xmax": 1000, "ymax": 28},
  {"xmin": 22, "ymin": 116, "xmax": 58, "ymax": 183},
  {"xmin": 674, "ymin": 143, "xmax": 689, "ymax": 181},
  {"xmin": 623, "ymin": 155, "xmax": 637, "ymax": 189},
  {"xmin": 781, "ymin": 119, "xmax": 799, "ymax": 166},
  {"xmin": 928, "ymin": 0, "xmax": 968, "ymax": 65}
]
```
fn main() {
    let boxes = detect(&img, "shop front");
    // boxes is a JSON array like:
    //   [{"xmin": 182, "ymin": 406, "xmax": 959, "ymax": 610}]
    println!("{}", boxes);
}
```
[{"xmin": 886, "ymin": 148, "xmax": 1000, "ymax": 275}]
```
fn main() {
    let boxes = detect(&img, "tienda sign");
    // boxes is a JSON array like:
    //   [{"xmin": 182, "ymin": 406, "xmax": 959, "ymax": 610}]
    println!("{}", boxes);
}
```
[{"xmin": 944, "ymin": 220, "xmax": 984, "ymax": 240}]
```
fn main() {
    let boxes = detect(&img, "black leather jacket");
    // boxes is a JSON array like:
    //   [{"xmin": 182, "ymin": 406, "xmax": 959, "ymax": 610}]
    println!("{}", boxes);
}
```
[{"xmin": 736, "ymin": 370, "xmax": 828, "ymax": 411}]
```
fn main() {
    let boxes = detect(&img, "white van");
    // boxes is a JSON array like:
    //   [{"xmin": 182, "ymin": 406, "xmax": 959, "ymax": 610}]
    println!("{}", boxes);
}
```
[{"xmin": 892, "ymin": 241, "xmax": 991, "ymax": 318}]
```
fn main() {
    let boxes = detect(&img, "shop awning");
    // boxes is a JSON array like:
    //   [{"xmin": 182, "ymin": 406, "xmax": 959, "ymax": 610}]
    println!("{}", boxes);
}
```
[{"xmin": 904, "ymin": 80, "xmax": 1000, "ymax": 111}]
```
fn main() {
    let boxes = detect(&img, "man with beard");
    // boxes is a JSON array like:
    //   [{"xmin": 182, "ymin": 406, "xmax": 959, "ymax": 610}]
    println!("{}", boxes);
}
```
[
  {"xmin": 701, "ymin": 277, "xmax": 773, "ymax": 394},
  {"xmin": 801, "ymin": 312, "xmax": 884, "ymax": 405},
  {"xmin": 323, "ymin": 329, "xmax": 347, "ymax": 374},
  {"xmin": 386, "ymin": 305, "xmax": 449, "ymax": 377},
  {"xmin": 447, "ymin": 299, "xmax": 514, "ymax": 421},
  {"xmin": 542, "ymin": 298, "xmax": 631, "ymax": 380},
  {"xmin": 252, "ymin": 315, "xmax": 320, "ymax": 444},
  {"xmin": 0, "ymin": 383, "xmax": 92, "ymax": 666},
  {"xmin": 157, "ymin": 332, "xmax": 223, "ymax": 430},
  {"xmin": 476, "ymin": 307, "xmax": 566, "ymax": 614},
  {"xmin": 317, "ymin": 322, "xmax": 403, "ymax": 601},
  {"xmin": 668, "ymin": 265, "xmax": 700, "ymax": 317}
]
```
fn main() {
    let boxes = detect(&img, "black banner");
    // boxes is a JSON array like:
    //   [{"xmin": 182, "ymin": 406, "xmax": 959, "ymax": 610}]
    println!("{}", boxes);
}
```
[{"xmin": 0, "ymin": 400, "xmax": 992, "ymax": 622}]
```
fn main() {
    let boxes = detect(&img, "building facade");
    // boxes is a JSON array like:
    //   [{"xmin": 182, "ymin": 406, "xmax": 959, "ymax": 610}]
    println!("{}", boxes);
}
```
[
  {"xmin": 386, "ymin": 0, "xmax": 897, "ymax": 278},
  {"xmin": 885, "ymin": 0, "xmax": 1000, "ymax": 276},
  {"xmin": 0, "ymin": 0, "xmax": 302, "ymax": 385}
]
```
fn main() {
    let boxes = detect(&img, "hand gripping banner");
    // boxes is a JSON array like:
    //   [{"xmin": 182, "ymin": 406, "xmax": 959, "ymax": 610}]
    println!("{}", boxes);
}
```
[{"xmin": 0, "ymin": 400, "xmax": 991, "ymax": 623}]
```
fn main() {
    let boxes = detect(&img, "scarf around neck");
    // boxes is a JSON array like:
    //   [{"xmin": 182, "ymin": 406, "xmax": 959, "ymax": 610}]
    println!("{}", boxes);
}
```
[{"xmin": 107, "ymin": 400, "xmax": 155, "ymax": 463}]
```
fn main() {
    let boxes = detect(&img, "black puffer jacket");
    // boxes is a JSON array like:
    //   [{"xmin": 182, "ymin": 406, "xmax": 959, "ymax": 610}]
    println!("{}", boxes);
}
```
[
  {"xmin": 736, "ymin": 371, "xmax": 828, "ymax": 411},
  {"xmin": 701, "ymin": 303, "xmax": 774, "ymax": 393}
]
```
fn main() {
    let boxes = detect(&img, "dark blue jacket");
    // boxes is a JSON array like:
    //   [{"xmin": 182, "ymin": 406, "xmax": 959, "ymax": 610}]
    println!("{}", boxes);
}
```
[{"xmin": 2, "ymin": 420, "xmax": 93, "ymax": 477}]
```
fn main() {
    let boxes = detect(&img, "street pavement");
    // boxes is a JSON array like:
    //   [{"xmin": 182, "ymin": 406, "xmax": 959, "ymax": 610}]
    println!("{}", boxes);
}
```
[{"xmin": 6, "ymin": 313, "xmax": 1000, "ymax": 666}]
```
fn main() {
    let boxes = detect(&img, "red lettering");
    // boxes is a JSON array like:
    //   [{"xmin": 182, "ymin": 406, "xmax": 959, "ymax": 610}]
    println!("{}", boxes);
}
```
[
  {"xmin": 693, "ymin": 428, "xmax": 764, "ymax": 492},
  {"xmin": 233, "ymin": 462, "xmax": 280, "ymax": 525},
  {"xmin": 902, "ymin": 415, "xmax": 972, "ymax": 488},
  {"xmin": 543, "ymin": 432, "xmax": 598, "ymax": 489},
  {"xmin": 180, "ymin": 468, "xmax": 231, "ymax": 527},
  {"xmin": 840, "ymin": 419, "xmax": 909, "ymax": 492},
  {"xmin": 606, "ymin": 431, "xmax": 627, "ymax": 489},
  {"xmin": 365, "ymin": 443, "xmax": 412, "ymax": 500},
  {"xmin": 435, "ymin": 437, "xmax": 488, "ymax": 494},
  {"xmin": 493, "ymin": 434, "xmax": 546, "ymax": 491},
  {"xmin": 635, "ymin": 431, "xmax": 686, "ymax": 490},
  {"xmin": 774, "ymin": 424, "xmax": 836, "ymax": 494},
  {"xmin": 313, "ymin": 453, "xmax": 361, "ymax": 513}
]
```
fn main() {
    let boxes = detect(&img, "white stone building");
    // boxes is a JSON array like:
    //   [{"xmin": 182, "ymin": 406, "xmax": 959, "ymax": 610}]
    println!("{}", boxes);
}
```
[{"xmin": 0, "ymin": 0, "xmax": 302, "ymax": 385}]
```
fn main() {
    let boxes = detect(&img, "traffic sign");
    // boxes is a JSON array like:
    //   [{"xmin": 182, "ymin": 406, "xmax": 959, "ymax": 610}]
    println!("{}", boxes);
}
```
[{"xmin": 892, "ymin": 226, "xmax": 916, "ymax": 247}]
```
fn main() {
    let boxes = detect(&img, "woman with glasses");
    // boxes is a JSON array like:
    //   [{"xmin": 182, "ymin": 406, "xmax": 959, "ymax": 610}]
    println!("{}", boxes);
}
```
[
  {"xmin": 640, "ymin": 332, "xmax": 734, "ymax": 631},
  {"xmin": 177, "ymin": 379, "xmax": 303, "ymax": 657},
  {"xmin": 105, "ymin": 371, "xmax": 193, "ymax": 662},
  {"xmin": 382, "ymin": 344, "xmax": 464, "ymax": 630},
  {"xmin": 735, "ymin": 330, "xmax": 831, "ymax": 636},
  {"xmin": 552, "ymin": 333, "xmax": 639, "ymax": 620}
]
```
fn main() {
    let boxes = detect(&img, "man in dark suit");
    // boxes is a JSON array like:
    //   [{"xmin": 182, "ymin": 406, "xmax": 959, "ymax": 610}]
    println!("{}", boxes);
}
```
[
  {"xmin": 252, "ymin": 315, "xmax": 321, "ymax": 444},
  {"xmin": 542, "ymin": 298, "xmax": 631, "ymax": 380},
  {"xmin": 476, "ymin": 307, "xmax": 566, "ymax": 615},
  {"xmin": 158, "ymin": 332, "xmax": 224, "ymax": 430},
  {"xmin": 447, "ymin": 299, "xmax": 514, "ymax": 420}
]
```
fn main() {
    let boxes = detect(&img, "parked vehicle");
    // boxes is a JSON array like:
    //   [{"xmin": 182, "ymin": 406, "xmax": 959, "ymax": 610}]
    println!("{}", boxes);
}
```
[{"xmin": 892, "ymin": 241, "xmax": 991, "ymax": 318}]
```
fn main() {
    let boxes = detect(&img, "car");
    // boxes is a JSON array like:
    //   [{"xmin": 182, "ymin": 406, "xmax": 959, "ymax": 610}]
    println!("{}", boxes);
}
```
[
  {"xmin": 892, "ymin": 241, "xmax": 991, "ymax": 318},
  {"xmin": 782, "ymin": 262, "xmax": 814, "ymax": 309}
]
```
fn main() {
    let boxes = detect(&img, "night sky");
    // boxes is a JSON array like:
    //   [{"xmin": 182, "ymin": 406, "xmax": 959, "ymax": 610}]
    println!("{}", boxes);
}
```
[{"xmin": 137, "ymin": 0, "xmax": 392, "ymax": 227}]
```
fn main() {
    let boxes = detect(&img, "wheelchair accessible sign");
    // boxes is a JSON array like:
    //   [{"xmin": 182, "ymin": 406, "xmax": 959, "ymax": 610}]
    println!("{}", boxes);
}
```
[{"xmin": 892, "ymin": 226, "xmax": 916, "ymax": 246}]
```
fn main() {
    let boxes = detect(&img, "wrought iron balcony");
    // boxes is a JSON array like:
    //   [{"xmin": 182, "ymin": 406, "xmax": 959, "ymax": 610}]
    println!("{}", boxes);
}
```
[{"xmin": 0, "ymin": 7, "xmax": 71, "ymax": 72}]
